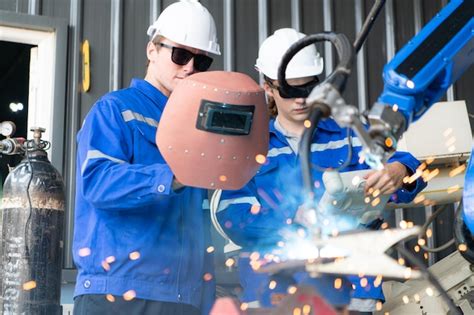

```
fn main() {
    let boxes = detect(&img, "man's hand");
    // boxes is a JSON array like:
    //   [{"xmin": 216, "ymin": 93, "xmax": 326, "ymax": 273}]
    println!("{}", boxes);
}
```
[{"xmin": 363, "ymin": 162, "xmax": 408, "ymax": 196}]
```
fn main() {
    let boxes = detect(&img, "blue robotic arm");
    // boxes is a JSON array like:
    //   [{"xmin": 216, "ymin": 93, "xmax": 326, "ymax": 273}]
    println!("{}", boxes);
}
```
[{"xmin": 365, "ymin": 0, "xmax": 474, "ymax": 168}]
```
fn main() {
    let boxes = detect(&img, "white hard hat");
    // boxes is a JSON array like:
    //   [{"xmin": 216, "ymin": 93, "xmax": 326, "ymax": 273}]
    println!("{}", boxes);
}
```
[
  {"xmin": 147, "ymin": 0, "xmax": 221, "ymax": 55},
  {"xmin": 256, "ymin": 28, "xmax": 323, "ymax": 80}
]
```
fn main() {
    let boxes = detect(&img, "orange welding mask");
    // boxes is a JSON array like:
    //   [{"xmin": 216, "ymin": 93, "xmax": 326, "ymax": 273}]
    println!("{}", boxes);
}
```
[{"xmin": 156, "ymin": 71, "xmax": 269, "ymax": 190}]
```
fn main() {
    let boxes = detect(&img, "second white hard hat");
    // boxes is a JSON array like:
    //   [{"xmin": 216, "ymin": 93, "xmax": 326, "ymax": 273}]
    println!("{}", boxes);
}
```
[
  {"xmin": 147, "ymin": 0, "xmax": 221, "ymax": 55},
  {"xmin": 256, "ymin": 28, "xmax": 324, "ymax": 80}
]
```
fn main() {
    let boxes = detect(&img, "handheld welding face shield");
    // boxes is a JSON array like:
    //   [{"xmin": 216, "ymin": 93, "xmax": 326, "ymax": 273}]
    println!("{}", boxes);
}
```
[{"xmin": 156, "ymin": 71, "xmax": 269, "ymax": 190}]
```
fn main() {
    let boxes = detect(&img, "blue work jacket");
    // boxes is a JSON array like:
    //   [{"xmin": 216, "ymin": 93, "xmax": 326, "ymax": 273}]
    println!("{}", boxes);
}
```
[
  {"xmin": 217, "ymin": 118, "xmax": 426, "ymax": 305},
  {"xmin": 73, "ymin": 79, "xmax": 214, "ymax": 313}
]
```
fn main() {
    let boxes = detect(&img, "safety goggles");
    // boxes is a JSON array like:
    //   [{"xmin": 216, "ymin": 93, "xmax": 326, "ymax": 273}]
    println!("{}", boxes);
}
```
[
  {"xmin": 267, "ymin": 77, "xmax": 320, "ymax": 99},
  {"xmin": 158, "ymin": 43, "xmax": 213, "ymax": 72}
]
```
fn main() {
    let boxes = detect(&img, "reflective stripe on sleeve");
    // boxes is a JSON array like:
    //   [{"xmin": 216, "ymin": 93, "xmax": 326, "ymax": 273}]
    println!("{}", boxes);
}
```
[
  {"xmin": 122, "ymin": 110, "xmax": 159, "ymax": 128},
  {"xmin": 81, "ymin": 149, "xmax": 126, "ymax": 175}
]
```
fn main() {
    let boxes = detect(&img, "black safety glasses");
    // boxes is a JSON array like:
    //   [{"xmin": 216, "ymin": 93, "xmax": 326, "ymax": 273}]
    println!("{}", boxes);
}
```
[
  {"xmin": 158, "ymin": 42, "xmax": 213, "ymax": 72},
  {"xmin": 267, "ymin": 77, "xmax": 320, "ymax": 99}
]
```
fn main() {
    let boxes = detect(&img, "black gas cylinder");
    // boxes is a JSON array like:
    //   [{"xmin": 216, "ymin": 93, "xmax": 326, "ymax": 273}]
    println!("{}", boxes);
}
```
[{"xmin": 0, "ymin": 144, "xmax": 65, "ymax": 314}]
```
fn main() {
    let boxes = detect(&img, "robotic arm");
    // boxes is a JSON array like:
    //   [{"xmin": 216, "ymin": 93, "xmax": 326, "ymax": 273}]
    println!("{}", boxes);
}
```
[{"xmin": 364, "ymin": 0, "xmax": 474, "ymax": 170}]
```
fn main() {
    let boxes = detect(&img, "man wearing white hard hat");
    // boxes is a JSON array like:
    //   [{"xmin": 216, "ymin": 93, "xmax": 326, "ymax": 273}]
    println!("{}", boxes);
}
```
[
  {"xmin": 72, "ymin": 1, "xmax": 220, "ymax": 314},
  {"xmin": 217, "ymin": 28, "xmax": 426, "ymax": 312}
]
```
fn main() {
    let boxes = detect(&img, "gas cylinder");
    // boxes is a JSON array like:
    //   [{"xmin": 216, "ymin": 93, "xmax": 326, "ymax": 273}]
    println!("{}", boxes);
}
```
[{"xmin": 0, "ymin": 128, "xmax": 64, "ymax": 314}]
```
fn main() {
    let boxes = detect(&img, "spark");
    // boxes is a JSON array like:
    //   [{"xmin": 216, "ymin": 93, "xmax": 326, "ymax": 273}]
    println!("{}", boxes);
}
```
[
  {"xmin": 255, "ymin": 154, "xmax": 266, "ymax": 164},
  {"xmin": 372, "ymin": 189, "xmax": 381, "ymax": 198},
  {"xmin": 374, "ymin": 275, "xmax": 383, "ymax": 287},
  {"xmin": 458, "ymin": 244, "xmax": 468, "ymax": 252},
  {"xmin": 448, "ymin": 145, "xmax": 456, "ymax": 152},
  {"xmin": 106, "ymin": 256, "xmax": 116, "ymax": 264},
  {"xmin": 203, "ymin": 273, "xmax": 213, "ymax": 281},
  {"xmin": 414, "ymin": 245, "xmax": 420, "ymax": 252},
  {"xmin": 407, "ymin": 221, "xmax": 414, "ymax": 228},
  {"xmin": 424, "ymin": 253, "xmax": 429, "ymax": 260},
  {"xmin": 293, "ymin": 307, "xmax": 302, "ymax": 315},
  {"xmin": 102, "ymin": 261, "xmax": 111, "ymax": 271},
  {"xmin": 352, "ymin": 176, "xmax": 361, "ymax": 186},
  {"xmin": 445, "ymin": 136, "xmax": 456, "ymax": 147},
  {"xmin": 302, "ymin": 305, "xmax": 311, "ymax": 315},
  {"xmin": 334, "ymin": 278, "xmax": 342, "ymax": 289},
  {"xmin": 406, "ymin": 80, "xmax": 415, "ymax": 89},
  {"xmin": 414, "ymin": 294, "xmax": 420, "ymax": 302},
  {"xmin": 414, "ymin": 194, "xmax": 426, "ymax": 204},
  {"xmin": 364, "ymin": 197, "xmax": 371, "ymax": 204},
  {"xmin": 225, "ymin": 258, "xmax": 235, "ymax": 267},
  {"xmin": 426, "ymin": 287, "xmax": 434, "ymax": 296},
  {"xmin": 385, "ymin": 137, "xmax": 393, "ymax": 148},
  {"xmin": 426, "ymin": 228, "xmax": 432, "ymax": 238},
  {"xmin": 106, "ymin": 294, "xmax": 115, "ymax": 302},
  {"xmin": 418, "ymin": 238, "xmax": 426, "ymax": 246},
  {"xmin": 129, "ymin": 251, "xmax": 141, "ymax": 260},
  {"xmin": 404, "ymin": 267, "xmax": 412, "ymax": 279},
  {"xmin": 398, "ymin": 258, "xmax": 405, "ymax": 265},
  {"xmin": 78, "ymin": 247, "xmax": 91, "ymax": 257},
  {"xmin": 123, "ymin": 290, "xmax": 136, "ymax": 301},
  {"xmin": 399, "ymin": 220, "xmax": 408, "ymax": 229},
  {"xmin": 288, "ymin": 286, "xmax": 297, "ymax": 294},
  {"xmin": 22, "ymin": 281, "xmax": 36, "ymax": 291},
  {"xmin": 269, "ymin": 280, "xmax": 277, "ymax": 290},
  {"xmin": 250, "ymin": 252, "xmax": 260, "ymax": 261},
  {"xmin": 250, "ymin": 204, "xmax": 261, "ymax": 214},
  {"xmin": 304, "ymin": 120, "xmax": 311, "ymax": 128},
  {"xmin": 360, "ymin": 278, "xmax": 368, "ymax": 288},
  {"xmin": 449, "ymin": 164, "xmax": 466, "ymax": 177},
  {"xmin": 207, "ymin": 246, "xmax": 215, "ymax": 253},
  {"xmin": 402, "ymin": 295, "xmax": 409, "ymax": 304},
  {"xmin": 219, "ymin": 175, "xmax": 227, "ymax": 182},
  {"xmin": 286, "ymin": 218, "xmax": 293, "ymax": 224},
  {"xmin": 376, "ymin": 301, "xmax": 383, "ymax": 311},
  {"xmin": 425, "ymin": 156, "xmax": 435, "ymax": 164},
  {"xmin": 371, "ymin": 197, "xmax": 381, "ymax": 207},
  {"xmin": 423, "ymin": 168, "xmax": 439, "ymax": 182},
  {"xmin": 392, "ymin": 104, "xmax": 399, "ymax": 112},
  {"xmin": 447, "ymin": 185, "xmax": 461, "ymax": 194},
  {"xmin": 240, "ymin": 303, "xmax": 249, "ymax": 311},
  {"xmin": 443, "ymin": 128, "xmax": 453, "ymax": 137},
  {"xmin": 381, "ymin": 222, "xmax": 389, "ymax": 229}
]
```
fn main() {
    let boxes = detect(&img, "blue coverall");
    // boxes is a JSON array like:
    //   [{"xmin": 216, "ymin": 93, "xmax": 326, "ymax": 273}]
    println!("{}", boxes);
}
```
[{"xmin": 73, "ymin": 79, "xmax": 215, "ymax": 313}]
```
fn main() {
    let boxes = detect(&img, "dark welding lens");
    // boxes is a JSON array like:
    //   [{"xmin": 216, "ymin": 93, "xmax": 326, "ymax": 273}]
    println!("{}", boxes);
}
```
[
  {"xmin": 277, "ymin": 77, "xmax": 320, "ymax": 99},
  {"xmin": 159, "ymin": 43, "xmax": 213, "ymax": 71},
  {"xmin": 196, "ymin": 100, "xmax": 255, "ymax": 135}
]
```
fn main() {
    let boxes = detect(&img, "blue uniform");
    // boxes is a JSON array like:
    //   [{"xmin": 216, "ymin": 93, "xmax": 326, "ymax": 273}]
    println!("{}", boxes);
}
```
[
  {"xmin": 217, "ymin": 118, "xmax": 426, "ymax": 306},
  {"xmin": 73, "ymin": 79, "xmax": 215, "ymax": 313}
]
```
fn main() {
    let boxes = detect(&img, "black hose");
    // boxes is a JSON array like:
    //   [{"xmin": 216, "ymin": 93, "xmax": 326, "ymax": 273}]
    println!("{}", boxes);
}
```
[
  {"xmin": 353, "ymin": 0, "xmax": 387, "ymax": 52},
  {"xmin": 299, "ymin": 107, "xmax": 324, "ymax": 196}
]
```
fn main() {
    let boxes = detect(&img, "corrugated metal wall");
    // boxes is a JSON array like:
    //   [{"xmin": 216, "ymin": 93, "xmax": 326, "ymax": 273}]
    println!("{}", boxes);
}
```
[{"xmin": 1, "ymin": 0, "xmax": 473, "ymax": 272}]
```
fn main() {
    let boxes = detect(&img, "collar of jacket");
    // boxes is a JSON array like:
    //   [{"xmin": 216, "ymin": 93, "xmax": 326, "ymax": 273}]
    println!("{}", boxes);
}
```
[
  {"xmin": 130, "ymin": 78, "xmax": 168, "ymax": 111},
  {"xmin": 269, "ymin": 116, "xmax": 342, "ymax": 137}
]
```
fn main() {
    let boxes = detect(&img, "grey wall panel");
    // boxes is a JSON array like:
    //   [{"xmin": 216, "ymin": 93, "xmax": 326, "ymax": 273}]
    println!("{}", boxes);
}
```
[
  {"xmin": 41, "ymin": 0, "xmax": 69, "ymax": 17},
  {"xmin": 393, "ymin": 0, "xmax": 415, "ymax": 48},
  {"xmin": 422, "ymin": 0, "xmax": 443, "ymax": 24},
  {"xmin": 202, "ymin": 0, "xmax": 224, "ymax": 71},
  {"xmin": 456, "ymin": 67, "xmax": 474, "ymax": 132},
  {"xmin": 122, "ymin": 0, "xmax": 148, "ymax": 86},
  {"xmin": 0, "ymin": 0, "xmax": 28, "ymax": 12},
  {"xmin": 363, "ymin": 0, "xmax": 386, "ymax": 107},
  {"xmin": 300, "ymin": 0, "xmax": 325, "ymax": 76},
  {"xmin": 269, "ymin": 0, "xmax": 291, "ymax": 34},
  {"xmin": 333, "ymin": 0, "xmax": 358, "ymax": 107},
  {"xmin": 80, "ymin": 0, "xmax": 111, "ymax": 121},
  {"xmin": 235, "ymin": 0, "xmax": 259, "ymax": 82}
]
